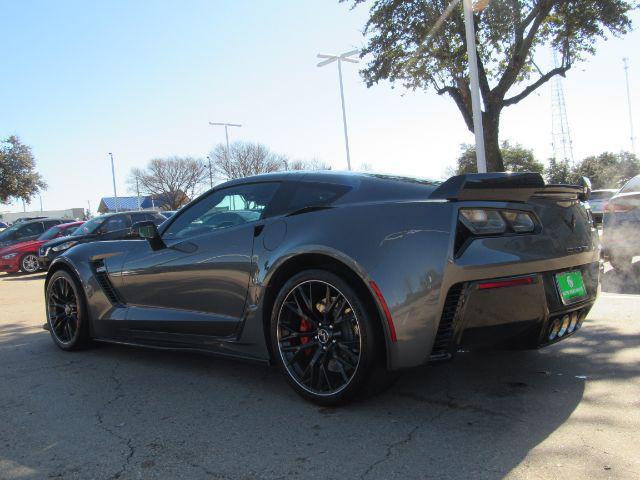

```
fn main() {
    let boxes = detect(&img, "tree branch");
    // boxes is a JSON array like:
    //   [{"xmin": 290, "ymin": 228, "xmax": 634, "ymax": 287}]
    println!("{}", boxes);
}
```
[
  {"xmin": 493, "ymin": 0, "xmax": 555, "ymax": 100},
  {"xmin": 437, "ymin": 85, "xmax": 474, "ymax": 132},
  {"xmin": 503, "ymin": 64, "xmax": 570, "ymax": 107}
]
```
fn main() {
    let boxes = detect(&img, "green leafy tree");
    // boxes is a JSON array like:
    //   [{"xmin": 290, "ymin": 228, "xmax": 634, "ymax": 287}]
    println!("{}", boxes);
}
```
[
  {"xmin": 455, "ymin": 141, "xmax": 544, "ymax": 174},
  {"xmin": 571, "ymin": 151, "xmax": 640, "ymax": 189},
  {"xmin": 345, "ymin": 0, "xmax": 635, "ymax": 172},
  {"xmin": 0, "ymin": 136, "xmax": 47, "ymax": 204},
  {"xmin": 545, "ymin": 157, "xmax": 573, "ymax": 184}
]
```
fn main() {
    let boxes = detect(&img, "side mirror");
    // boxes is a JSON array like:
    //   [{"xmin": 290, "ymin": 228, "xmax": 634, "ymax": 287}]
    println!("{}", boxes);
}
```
[
  {"xmin": 578, "ymin": 176, "xmax": 592, "ymax": 201},
  {"xmin": 133, "ymin": 221, "xmax": 165, "ymax": 250}
]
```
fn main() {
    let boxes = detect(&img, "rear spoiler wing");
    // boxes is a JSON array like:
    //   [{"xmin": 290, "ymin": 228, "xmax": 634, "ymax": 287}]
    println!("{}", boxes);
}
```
[{"xmin": 430, "ymin": 172, "xmax": 590, "ymax": 202}]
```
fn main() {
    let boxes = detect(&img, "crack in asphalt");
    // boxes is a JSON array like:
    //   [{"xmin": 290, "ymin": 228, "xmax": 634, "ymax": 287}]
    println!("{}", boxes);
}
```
[
  {"xmin": 92, "ymin": 362, "xmax": 135, "ymax": 480},
  {"xmin": 395, "ymin": 390, "xmax": 524, "ymax": 423},
  {"xmin": 359, "ymin": 408, "xmax": 449, "ymax": 480}
]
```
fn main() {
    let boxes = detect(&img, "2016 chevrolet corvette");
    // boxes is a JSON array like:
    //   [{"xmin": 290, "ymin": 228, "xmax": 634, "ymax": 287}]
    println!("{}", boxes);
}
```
[{"xmin": 44, "ymin": 171, "xmax": 599, "ymax": 404}]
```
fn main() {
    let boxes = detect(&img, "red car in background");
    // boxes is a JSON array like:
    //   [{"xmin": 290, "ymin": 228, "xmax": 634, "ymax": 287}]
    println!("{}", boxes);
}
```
[{"xmin": 0, "ymin": 221, "xmax": 84, "ymax": 274}]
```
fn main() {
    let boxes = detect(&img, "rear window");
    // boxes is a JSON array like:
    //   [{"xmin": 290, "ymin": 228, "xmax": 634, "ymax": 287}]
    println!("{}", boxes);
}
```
[
  {"xmin": 620, "ymin": 177, "xmax": 640, "ymax": 194},
  {"xmin": 287, "ymin": 182, "xmax": 351, "ymax": 212}
]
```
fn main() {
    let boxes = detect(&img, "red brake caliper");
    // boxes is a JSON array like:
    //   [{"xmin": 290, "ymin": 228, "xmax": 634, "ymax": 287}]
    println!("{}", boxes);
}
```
[{"xmin": 299, "ymin": 318, "xmax": 312, "ymax": 354}]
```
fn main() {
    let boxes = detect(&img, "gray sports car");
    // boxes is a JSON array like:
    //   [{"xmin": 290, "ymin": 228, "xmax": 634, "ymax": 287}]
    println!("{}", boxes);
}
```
[{"xmin": 44, "ymin": 171, "xmax": 599, "ymax": 405}]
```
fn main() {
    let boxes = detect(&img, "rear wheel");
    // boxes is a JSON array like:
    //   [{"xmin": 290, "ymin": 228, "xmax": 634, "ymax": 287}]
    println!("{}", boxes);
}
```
[
  {"xmin": 20, "ymin": 253, "xmax": 39, "ymax": 273},
  {"xmin": 46, "ymin": 270, "xmax": 90, "ymax": 350},
  {"xmin": 271, "ymin": 269, "xmax": 387, "ymax": 405}
]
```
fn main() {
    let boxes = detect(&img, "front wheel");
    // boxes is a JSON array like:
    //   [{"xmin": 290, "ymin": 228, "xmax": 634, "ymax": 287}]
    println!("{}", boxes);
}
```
[
  {"xmin": 271, "ymin": 269, "xmax": 384, "ymax": 405},
  {"xmin": 46, "ymin": 270, "xmax": 91, "ymax": 351},
  {"xmin": 20, "ymin": 253, "xmax": 40, "ymax": 273}
]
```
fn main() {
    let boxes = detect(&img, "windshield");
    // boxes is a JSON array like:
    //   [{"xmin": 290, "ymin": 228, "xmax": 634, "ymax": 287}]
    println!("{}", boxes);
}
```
[
  {"xmin": 38, "ymin": 225, "xmax": 64, "ymax": 241},
  {"xmin": 72, "ymin": 216, "xmax": 105, "ymax": 236}
]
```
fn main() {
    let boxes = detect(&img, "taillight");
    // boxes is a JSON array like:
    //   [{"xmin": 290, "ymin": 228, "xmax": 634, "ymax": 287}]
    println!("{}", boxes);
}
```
[
  {"xmin": 604, "ymin": 201, "xmax": 634, "ymax": 213},
  {"xmin": 459, "ymin": 208, "xmax": 536, "ymax": 235}
]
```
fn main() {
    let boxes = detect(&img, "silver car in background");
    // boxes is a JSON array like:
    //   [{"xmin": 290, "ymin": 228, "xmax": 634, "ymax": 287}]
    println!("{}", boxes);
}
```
[
  {"xmin": 588, "ymin": 189, "xmax": 617, "ymax": 225},
  {"xmin": 602, "ymin": 175, "xmax": 640, "ymax": 271}
]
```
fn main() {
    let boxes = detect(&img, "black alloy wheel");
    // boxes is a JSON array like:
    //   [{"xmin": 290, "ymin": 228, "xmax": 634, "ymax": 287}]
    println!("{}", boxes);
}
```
[
  {"xmin": 46, "ymin": 270, "xmax": 90, "ymax": 350},
  {"xmin": 272, "ymin": 270, "xmax": 384, "ymax": 405}
]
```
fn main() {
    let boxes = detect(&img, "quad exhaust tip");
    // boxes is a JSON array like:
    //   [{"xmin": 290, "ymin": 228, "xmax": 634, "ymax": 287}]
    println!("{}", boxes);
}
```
[{"xmin": 548, "ymin": 311, "xmax": 584, "ymax": 341}]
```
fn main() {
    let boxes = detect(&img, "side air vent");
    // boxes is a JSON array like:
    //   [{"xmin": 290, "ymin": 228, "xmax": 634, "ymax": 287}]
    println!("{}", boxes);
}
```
[
  {"xmin": 93, "ymin": 260, "xmax": 122, "ymax": 305},
  {"xmin": 429, "ymin": 283, "xmax": 464, "ymax": 361}
]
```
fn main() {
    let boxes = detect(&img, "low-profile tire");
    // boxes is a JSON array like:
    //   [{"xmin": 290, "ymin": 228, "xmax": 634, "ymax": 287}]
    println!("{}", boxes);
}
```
[
  {"xmin": 610, "ymin": 254, "xmax": 632, "ymax": 272},
  {"xmin": 20, "ymin": 253, "xmax": 40, "ymax": 274},
  {"xmin": 270, "ymin": 269, "xmax": 386, "ymax": 406},
  {"xmin": 45, "ymin": 270, "xmax": 91, "ymax": 351}
]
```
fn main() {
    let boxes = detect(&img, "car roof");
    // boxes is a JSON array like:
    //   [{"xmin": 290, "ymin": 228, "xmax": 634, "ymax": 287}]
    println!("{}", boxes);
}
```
[
  {"xmin": 20, "ymin": 218, "xmax": 67, "ymax": 225},
  {"xmin": 216, "ymin": 170, "xmax": 440, "ymax": 189}
]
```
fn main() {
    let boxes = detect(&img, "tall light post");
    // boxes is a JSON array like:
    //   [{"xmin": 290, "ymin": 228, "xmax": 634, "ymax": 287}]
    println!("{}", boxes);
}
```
[
  {"xmin": 317, "ymin": 49, "xmax": 359, "ymax": 171},
  {"xmin": 463, "ymin": 0, "xmax": 487, "ymax": 173},
  {"xmin": 135, "ymin": 177, "xmax": 141, "ymax": 210},
  {"xmin": 108, "ymin": 152, "xmax": 119, "ymax": 212},
  {"xmin": 206, "ymin": 155, "xmax": 213, "ymax": 188},
  {"xmin": 209, "ymin": 122, "xmax": 242, "ymax": 161},
  {"xmin": 623, "ymin": 58, "xmax": 636, "ymax": 154}
]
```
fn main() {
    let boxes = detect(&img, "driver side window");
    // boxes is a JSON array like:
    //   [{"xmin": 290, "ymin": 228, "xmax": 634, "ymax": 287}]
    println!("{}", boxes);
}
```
[{"xmin": 163, "ymin": 182, "xmax": 279, "ymax": 240}]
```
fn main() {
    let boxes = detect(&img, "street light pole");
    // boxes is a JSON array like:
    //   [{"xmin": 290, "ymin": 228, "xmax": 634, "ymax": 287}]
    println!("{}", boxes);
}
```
[
  {"xmin": 623, "ymin": 58, "xmax": 636, "ymax": 154},
  {"xmin": 136, "ymin": 177, "xmax": 141, "ymax": 210},
  {"xmin": 317, "ymin": 50, "xmax": 359, "ymax": 171},
  {"xmin": 206, "ymin": 155, "xmax": 213, "ymax": 188},
  {"xmin": 209, "ymin": 122, "xmax": 242, "ymax": 163},
  {"xmin": 462, "ymin": 0, "xmax": 487, "ymax": 173},
  {"xmin": 108, "ymin": 152, "xmax": 119, "ymax": 212}
]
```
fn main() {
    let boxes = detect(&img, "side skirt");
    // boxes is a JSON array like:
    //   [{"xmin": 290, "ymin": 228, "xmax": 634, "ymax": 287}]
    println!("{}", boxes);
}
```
[{"xmin": 92, "ymin": 337, "xmax": 271, "ymax": 366}]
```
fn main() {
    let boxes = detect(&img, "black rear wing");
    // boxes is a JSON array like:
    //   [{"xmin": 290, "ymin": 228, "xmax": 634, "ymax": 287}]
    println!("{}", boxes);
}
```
[{"xmin": 430, "ymin": 172, "xmax": 588, "ymax": 203}]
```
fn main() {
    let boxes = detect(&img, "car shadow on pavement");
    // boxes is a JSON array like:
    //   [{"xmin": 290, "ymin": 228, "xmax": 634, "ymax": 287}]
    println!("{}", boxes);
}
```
[{"xmin": 1, "ymin": 316, "xmax": 637, "ymax": 480}]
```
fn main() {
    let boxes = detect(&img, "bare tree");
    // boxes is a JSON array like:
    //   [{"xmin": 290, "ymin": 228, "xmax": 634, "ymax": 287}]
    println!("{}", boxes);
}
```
[
  {"xmin": 284, "ymin": 157, "xmax": 332, "ymax": 171},
  {"xmin": 128, "ymin": 156, "xmax": 208, "ymax": 210},
  {"xmin": 210, "ymin": 141, "xmax": 286, "ymax": 180}
]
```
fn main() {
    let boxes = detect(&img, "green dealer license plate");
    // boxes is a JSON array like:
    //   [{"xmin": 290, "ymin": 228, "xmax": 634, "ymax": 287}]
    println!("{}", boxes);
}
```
[{"xmin": 555, "ymin": 270, "xmax": 587, "ymax": 304}]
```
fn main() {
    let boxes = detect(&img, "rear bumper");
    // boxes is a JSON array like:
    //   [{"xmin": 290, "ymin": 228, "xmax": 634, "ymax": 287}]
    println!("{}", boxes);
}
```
[{"xmin": 429, "ymin": 262, "xmax": 599, "ymax": 360}]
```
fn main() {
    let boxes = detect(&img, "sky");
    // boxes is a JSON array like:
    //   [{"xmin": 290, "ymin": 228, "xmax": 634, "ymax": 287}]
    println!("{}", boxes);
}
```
[{"xmin": 1, "ymin": 0, "xmax": 639, "ymax": 213}]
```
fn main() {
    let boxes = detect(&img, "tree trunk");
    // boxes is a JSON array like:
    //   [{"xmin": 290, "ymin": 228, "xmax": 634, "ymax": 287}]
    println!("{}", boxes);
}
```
[{"xmin": 482, "ymin": 110, "xmax": 505, "ymax": 172}]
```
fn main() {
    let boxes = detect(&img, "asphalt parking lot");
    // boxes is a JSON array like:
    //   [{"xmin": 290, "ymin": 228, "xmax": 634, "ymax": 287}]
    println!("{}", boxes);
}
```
[{"xmin": 1, "ymin": 268, "xmax": 639, "ymax": 480}]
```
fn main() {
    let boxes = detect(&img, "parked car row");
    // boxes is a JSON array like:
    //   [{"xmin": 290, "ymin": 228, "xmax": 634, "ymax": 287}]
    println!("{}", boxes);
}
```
[{"xmin": 0, "ymin": 211, "xmax": 165, "ymax": 274}]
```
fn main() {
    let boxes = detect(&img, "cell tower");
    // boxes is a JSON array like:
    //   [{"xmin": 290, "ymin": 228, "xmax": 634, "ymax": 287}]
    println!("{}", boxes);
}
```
[{"xmin": 551, "ymin": 50, "xmax": 575, "ymax": 164}]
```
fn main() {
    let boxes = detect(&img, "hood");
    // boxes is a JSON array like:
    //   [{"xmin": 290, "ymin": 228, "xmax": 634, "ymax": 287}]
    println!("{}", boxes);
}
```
[
  {"xmin": 0, "ymin": 238, "xmax": 43, "ymax": 254},
  {"xmin": 42, "ymin": 234, "xmax": 93, "ymax": 249}
]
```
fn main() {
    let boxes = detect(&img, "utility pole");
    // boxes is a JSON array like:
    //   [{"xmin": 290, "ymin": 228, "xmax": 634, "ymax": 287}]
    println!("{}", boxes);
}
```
[
  {"xmin": 209, "ymin": 122, "xmax": 242, "ymax": 162},
  {"xmin": 206, "ymin": 155, "xmax": 213, "ymax": 188},
  {"xmin": 623, "ymin": 58, "xmax": 636, "ymax": 154},
  {"xmin": 108, "ymin": 152, "xmax": 119, "ymax": 212},
  {"xmin": 136, "ymin": 177, "xmax": 141, "ymax": 210},
  {"xmin": 39, "ymin": 194, "xmax": 43, "ymax": 212},
  {"xmin": 462, "ymin": 0, "xmax": 487, "ymax": 173},
  {"xmin": 317, "ymin": 50, "xmax": 359, "ymax": 171}
]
